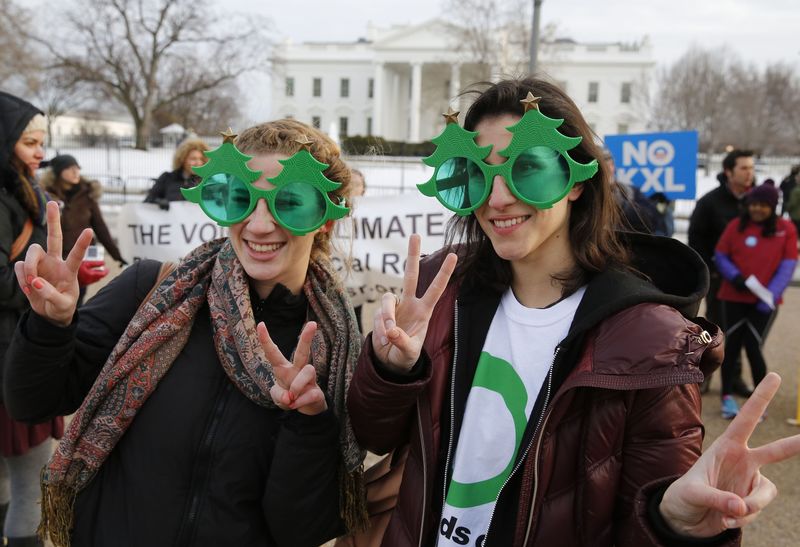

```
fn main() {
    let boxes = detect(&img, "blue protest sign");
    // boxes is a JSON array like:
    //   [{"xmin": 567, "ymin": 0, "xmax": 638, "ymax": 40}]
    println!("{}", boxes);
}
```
[{"xmin": 605, "ymin": 131, "xmax": 698, "ymax": 199}]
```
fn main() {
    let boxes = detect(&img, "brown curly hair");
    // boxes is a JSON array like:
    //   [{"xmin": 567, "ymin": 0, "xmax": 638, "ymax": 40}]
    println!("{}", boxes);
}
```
[
  {"xmin": 172, "ymin": 138, "xmax": 210, "ymax": 171},
  {"xmin": 235, "ymin": 119, "xmax": 352, "ymax": 260}
]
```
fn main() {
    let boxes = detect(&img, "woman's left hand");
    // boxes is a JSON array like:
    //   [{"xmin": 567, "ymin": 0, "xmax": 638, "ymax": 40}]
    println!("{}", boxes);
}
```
[
  {"xmin": 257, "ymin": 321, "xmax": 327, "ymax": 416},
  {"xmin": 659, "ymin": 372, "xmax": 800, "ymax": 537}
]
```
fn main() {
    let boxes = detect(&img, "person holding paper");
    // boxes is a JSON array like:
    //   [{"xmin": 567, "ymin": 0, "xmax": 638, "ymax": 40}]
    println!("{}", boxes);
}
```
[{"xmin": 714, "ymin": 183, "xmax": 798, "ymax": 419}]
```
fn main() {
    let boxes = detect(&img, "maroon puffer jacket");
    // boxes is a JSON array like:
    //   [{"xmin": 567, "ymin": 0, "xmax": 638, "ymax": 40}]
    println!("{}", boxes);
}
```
[{"xmin": 348, "ymin": 247, "xmax": 737, "ymax": 547}]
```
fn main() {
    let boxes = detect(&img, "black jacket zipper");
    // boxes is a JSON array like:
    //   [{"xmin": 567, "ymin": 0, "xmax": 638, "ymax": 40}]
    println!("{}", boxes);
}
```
[{"xmin": 174, "ymin": 379, "xmax": 233, "ymax": 546}]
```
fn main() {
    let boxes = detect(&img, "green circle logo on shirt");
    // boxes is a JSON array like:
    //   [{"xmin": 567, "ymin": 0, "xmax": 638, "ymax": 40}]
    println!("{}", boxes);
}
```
[{"xmin": 446, "ymin": 352, "xmax": 528, "ymax": 508}]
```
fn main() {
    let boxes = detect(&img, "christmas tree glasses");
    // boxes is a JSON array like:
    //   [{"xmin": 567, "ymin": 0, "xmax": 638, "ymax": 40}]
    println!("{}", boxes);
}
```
[
  {"xmin": 417, "ymin": 98, "xmax": 599, "ymax": 215},
  {"xmin": 181, "ymin": 133, "xmax": 349, "ymax": 236}
]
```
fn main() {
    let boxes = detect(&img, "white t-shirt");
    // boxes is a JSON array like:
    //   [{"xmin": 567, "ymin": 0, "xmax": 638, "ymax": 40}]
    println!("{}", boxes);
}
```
[{"xmin": 436, "ymin": 285, "xmax": 586, "ymax": 547}]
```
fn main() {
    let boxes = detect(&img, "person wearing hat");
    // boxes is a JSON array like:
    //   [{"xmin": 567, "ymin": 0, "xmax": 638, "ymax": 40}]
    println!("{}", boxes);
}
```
[
  {"xmin": 41, "ymin": 154, "xmax": 126, "ymax": 305},
  {"xmin": 0, "ymin": 90, "xmax": 64, "ymax": 547},
  {"xmin": 714, "ymin": 183, "xmax": 798, "ymax": 419}
]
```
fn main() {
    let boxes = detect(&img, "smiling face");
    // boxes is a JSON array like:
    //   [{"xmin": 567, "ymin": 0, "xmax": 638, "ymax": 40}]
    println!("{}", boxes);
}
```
[
  {"xmin": 747, "ymin": 201, "xmax": 773, "ymax": 223},
  {"xmin": 13, "ymin": 130, "xmax": 46, "ymax": 175},
  {"xmin": 473, "ymin": 114, "xmax": 583, "ymax": 275},
  {"xmin": 182, "ymin": 149, "xmax": 206, "ymax": 175},
  {"xmin": 228, "ymin": 152, "xmax": 320, "ymax": 298}
]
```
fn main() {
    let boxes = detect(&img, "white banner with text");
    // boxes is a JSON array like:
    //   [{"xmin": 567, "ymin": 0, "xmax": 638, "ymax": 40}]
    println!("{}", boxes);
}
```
[{"xmin": 117, "ymin": 196, "xmax": 452, "ymax": 306}]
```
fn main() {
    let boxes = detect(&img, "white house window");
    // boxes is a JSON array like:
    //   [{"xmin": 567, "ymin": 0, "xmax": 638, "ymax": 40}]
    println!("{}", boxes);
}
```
[
  {"xmin": 285, "ymin": 77, "xmax": 294, "ymax": 97},
  {"xmin": 588, "ymin": 82, "xmax": 599, "ymax": 103},
  {"xmin": 312, "ymin": 116, "xmax": 321, "ymax": 129},
  {"xmin": 340, "ymin": 78, "xmax": 350, "ymax": 98},
  {"xmin": 368, "ymin": 78, "xmax": 374, "ymax": 99},
  {"xmin": 367, "ymin": 116, "xmax": 372, "ymax": 136},
  {"xmin": 620, "ymin": 82, "xmax": 632, "ymax": 104},
  {"xmin": 313, "ymin": 78, "xmax": 322, "ymax": 97},
  {"xmin": 339, "ymin": 116, "xmax": 348, "ymax": 138}
]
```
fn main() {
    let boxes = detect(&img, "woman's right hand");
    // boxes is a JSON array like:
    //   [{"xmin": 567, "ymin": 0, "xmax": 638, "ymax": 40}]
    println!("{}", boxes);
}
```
[
  {"xmin": 372, "ymin": 234, "xmax": 457, "ymax": 373},
  {"xmin": 14, "ymin": 201, "xmax": 94, "ymax": 327}
]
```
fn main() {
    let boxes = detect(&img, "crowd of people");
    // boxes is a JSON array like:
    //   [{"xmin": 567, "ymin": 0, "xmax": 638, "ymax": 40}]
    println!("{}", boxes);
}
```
[
  {"xmin": 1, "ymin": 76, "xmax": 800, "ymax": 547},
  {"xmin": 688, "ymin": 151, "xmax": 798, "ymax": 418}
]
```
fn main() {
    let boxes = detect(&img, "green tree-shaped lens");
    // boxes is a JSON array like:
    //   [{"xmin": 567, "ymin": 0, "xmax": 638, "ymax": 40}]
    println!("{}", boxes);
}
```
[
  {"xmin": 273, "ymin": 181, "xmax": 327, "ymax": 233},
  {"xmin": 434, "ymin": 157, "xmax": 487, "ymax": 211},
  {"xmin": 509, "ymin": 146, "xmax": 570, "ymax": 204},
  {"xmin": 418, "ymin": 105, "xmax": 597, "ymax": 214},
  {"xmin": 200, "ymin": 173, "xmax": 251, "ymax": 221}
]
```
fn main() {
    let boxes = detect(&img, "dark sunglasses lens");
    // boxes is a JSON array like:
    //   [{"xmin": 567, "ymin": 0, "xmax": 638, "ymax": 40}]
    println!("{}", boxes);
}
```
[
  {"xmin": 434, "ymin": 157, "xmax": 486, "ymax": 211},
  {"xmin": 273, "ymin": 182, "xmax": 326, "ymax": 233},
  {"xmin": 511, "ymin": 146, "xmax": 571, "ymax": 203},
  {"xmin": 201, "ymin": 173, "xmax": 251, "ymax": 222}
]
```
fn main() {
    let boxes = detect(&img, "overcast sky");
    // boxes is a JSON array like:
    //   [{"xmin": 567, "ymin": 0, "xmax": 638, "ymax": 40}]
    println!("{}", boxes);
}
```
[
  {"xmin": 215, "ymin": 0, "xmax": 796, "ymax": 120},
  {"xmin": 221, "ymin": 0, "xmax": 796, "ymax": 67}
]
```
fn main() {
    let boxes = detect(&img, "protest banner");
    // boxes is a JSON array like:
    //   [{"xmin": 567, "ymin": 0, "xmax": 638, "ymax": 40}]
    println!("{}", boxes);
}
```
[
  {"xmin": 605, "ymin": 131, "xmax": 699, "ymax": 199},
  {"xmin": 117, "ymin": 195, "xmax": 451, "ymax": 306}
]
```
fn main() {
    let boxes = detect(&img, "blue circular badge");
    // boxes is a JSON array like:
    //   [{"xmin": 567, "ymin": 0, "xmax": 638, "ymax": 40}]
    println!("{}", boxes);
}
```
[{"xmin": 745, "ymin": 236, "xmax": 758, "ymax": 248}]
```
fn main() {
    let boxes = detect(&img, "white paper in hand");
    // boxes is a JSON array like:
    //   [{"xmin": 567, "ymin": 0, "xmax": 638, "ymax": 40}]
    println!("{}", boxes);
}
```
[{"xmin": 745, "ymin": 275, "xmax": 775, "ymax": 309}]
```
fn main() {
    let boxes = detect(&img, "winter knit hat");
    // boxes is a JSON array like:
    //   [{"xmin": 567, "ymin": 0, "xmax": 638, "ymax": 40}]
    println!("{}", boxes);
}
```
[
  {"xmin": 745, "ymin": 184, "xmax": 779, "ymax": 210},
  {"xmin": 23, "ymin": 113, "xmax": 47, "ymax": 134},
  {"xmin": 50, "ymin": 154, "xmax": 80, "ymax": 177}
]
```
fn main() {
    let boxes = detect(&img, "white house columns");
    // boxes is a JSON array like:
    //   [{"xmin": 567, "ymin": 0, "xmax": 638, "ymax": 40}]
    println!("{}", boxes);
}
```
[
  {"xmin": 372, "ymin": 62, "xmax": 385, "ymax": 136},
  {"xmin": 449, "ymin": 63, "xmax": 461, "ymax": 110},
  {"xmin": 409, "ymin": 62, "xmax": 422, "ymax": 142}
]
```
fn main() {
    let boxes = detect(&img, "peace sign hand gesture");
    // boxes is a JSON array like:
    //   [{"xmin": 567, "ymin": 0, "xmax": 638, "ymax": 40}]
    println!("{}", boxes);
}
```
[
  {"xmin": 372, "ymin": 234, "xmax": 457, "ymax": 374},
  {"xmin": 258, "ymin": 321, "xmax": 327, "ymax": 416},
  {"xmin": 660, "ymin": 372, "xmax": 800, "ymax": 537},
  {"xmin": 14, "ymin": 201, "xmax": 94, "ymax": 327}
]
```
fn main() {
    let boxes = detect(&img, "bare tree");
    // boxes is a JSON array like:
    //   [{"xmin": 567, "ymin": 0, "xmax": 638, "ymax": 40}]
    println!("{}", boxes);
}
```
[
  {"xmin": 652, "ymin": 47, "xmax": 800, "ymax": 156},
  {"xmin": 650, "ymin": 46, "xmax": 734, "ymax": 155},
  {"xmin": 29, "ymin": 0, "xmax": 270, "ymax": 149},
  {"xmin": 153, "ymin": 80, "xmax": 243, "ymax": 137},
  {"xmin": 758, "ymin": 64, "xmax": 800, "ymax": 154},
  {"xmin": 0, "ymin": 0, "xmax": 38, "ymax": 91},
  {"xmin": 442, "ymin": 0, "xmax": 535, "ymax": 77}
]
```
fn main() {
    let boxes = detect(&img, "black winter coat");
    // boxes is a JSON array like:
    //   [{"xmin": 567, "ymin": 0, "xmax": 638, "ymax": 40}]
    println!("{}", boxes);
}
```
[
  {"xmin": 4, "ymin": 260, "xmax": 344, "ymax": 547},
  {"xmin": 42, "ymin": 171, "xmax": 124, "ymax": 262},
  {"xmin": 0, "ymin": 91, "xmax": 46, "ymax": 388},
  {"xmin": 688, "ymin": 174, "xmax": 748, "ymax": 273},
  {"xmin": 144, "ymin": 169, "xmax": 199, "ymax": 205}
]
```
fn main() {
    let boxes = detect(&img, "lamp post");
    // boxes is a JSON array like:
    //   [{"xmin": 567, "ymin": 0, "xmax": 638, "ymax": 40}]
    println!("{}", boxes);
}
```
[{"xmin": 528, "ymin": 0, "xmax": 544, "ymax": 73}]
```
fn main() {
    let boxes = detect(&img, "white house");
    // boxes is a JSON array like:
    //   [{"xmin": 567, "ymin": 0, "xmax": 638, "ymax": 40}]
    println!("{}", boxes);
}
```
[
  {"xmin": 50, "ymin": 112, "xmax": 134, "ymax": 138},
  {"xmin": 271, "ymin": 19, "xmax": 655, "ymax": 143}
]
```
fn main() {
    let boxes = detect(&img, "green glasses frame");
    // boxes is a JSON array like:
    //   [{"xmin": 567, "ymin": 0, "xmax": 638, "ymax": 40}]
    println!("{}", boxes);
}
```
[
  {"xmin": 181, "ymin": 134, "xmax": 348, "ymax": 236},
  {"xmin": 418, "ymin": 101, "xmax": 598, "ymax": 215}
]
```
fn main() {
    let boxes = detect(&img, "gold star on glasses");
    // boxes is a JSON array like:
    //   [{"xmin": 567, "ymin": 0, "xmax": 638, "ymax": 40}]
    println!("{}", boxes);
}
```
[
  {"xmin": 442, "ymin": 107, "xmax": 460, "ymax": 125},
  {"xmin": 294, "ymin": 135, "xmax": 314, "ymax": 150},
  {"xmin": 220, "ymin": 127, "xmax": 237, "ymax": 143},
  {"xmin": 520, "ymin": 92, "xmax": 542, "ymax": 112}
]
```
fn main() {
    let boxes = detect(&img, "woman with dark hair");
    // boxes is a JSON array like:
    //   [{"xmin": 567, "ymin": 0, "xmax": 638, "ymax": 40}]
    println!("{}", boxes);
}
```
[
  {"xmin": 42, "ymin": 154, "xmax": 127, "ymax": 304},
  {"xmin": 715, "ymin": 183, "xmax": 798, "ymax": 419},
  {"xmin": 5, "ymin": 120, "xmax": 366, "ymax": 546},
  {"xmin": 0, "ymin": 91, "xmax": 63, "ymax": 547},
  {"xmin": 346, "ymin": 78, "xmax": 800, "ymax": 546}
]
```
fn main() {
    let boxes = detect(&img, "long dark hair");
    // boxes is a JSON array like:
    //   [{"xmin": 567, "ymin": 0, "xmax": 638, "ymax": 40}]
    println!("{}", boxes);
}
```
[{"xmin": 444, "ymin": 77, "xmax": 630, "ymax": 294}]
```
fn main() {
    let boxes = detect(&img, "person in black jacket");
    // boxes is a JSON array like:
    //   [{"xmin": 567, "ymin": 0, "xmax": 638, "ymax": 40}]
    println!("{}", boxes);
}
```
[
  {"xmin": 143, "ymin": 138, "xmax": 209, "ymax": 209},
  {"xmin": 688, "ymin": 150, "xmax": 755, "ymax": 396},
  {"xmin": 5, "ymin": 120, "xmax": 366, "ymax": 547},
  {"xmin": 42, "ymin": 155, "xmax": 128, "ymax": 305},
  {"xmin": 0, "ymin": 91, "xmax": 64, "ymax": 547}
]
